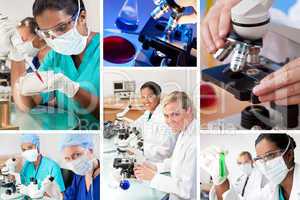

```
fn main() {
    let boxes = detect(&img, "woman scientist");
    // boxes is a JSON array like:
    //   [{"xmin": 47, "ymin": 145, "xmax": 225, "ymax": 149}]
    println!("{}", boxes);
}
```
[
  {"xmin": 134, "ymin": 91, "xmax": 197, "ymax": 200},
  {"xmin": 19, "ymin": 134, "xmax": 65, "ymax": 195},
  {"xmin": 0, "ymin": 16, "xmax": 47, "ymax": 62},
  {"xmin": 201, "ymin": 133, "xmax": 299, "ymax": 200},
  {"xmin": 60, "ymin": 134, "xmax": 100, "ymax": 200},
  {"xmin": 14, "ymin": 0, "xmax": 100, "ymax": 129},
  {"xmin": 132, "ymin": 81, "xmax": 177, "ymax": 163}
]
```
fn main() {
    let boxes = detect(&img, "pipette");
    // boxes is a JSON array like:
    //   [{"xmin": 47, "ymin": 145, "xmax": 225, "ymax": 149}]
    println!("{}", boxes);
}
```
[{"xmin": 24, "ymin": 58, "xmax": 44, "ymax": 84}]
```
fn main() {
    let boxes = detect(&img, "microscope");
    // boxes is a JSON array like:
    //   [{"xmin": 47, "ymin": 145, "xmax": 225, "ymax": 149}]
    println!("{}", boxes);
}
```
[
  {"xmin": 202, "ymin": 0, "xmax": 300, "ymax": 130},
  {"xmin": 18, "ymin": 177, "xmax": 44, "ymax": 199},
  {"xmin": 0, "ymin": 56, "xmax": 10, "ymax": 81},
  {"xmin": 114, "ymin": 124, "xmax": 143, "ymax": 154},
  {"xmin": 137, "ymin": 0, "xmax": 197, "ymax": 66},
  {"xmin": 111, "ymin": 123, "xmax": 144, "ymax": 190},
  {"xmin": 0, "ymin": 80, "xmax": 18, "ymax": 130},
  {"xmin": 0, "ymin": 158, "xmax": 23, "ymax": 200},
  {"xmin": 17, "ymin": 176, "xmax": 62, "ymax": 200}
]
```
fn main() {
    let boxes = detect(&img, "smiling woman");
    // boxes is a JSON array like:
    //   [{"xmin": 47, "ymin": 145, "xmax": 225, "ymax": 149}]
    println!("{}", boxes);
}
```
[
  {"xmin": 12, "ymin": 0, "xmax": 100, "ymax": 130},
  {"xmin": 131, "ymin": 81, "xmax": 177, "ymax": 163}
]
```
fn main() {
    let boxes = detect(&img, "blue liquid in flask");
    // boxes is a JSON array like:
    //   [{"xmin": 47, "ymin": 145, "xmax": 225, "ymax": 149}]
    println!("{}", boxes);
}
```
[{"xmin": 115, "ymin": 0, "xmax": 139, "ymax": 32}]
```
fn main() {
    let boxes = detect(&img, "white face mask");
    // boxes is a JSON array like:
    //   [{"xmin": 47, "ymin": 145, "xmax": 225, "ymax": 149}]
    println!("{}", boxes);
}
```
[
  {"xmin": 66, "ymin": 153, "xmax": 93, "ymax": 176},
  {"xmin": 239, "ymin": 163, "xmax": 253, "ymax": 176},
  {"xmin": 22, "ymin": 149, "xmax": 39, "ymax": 162},
  {"xmin": 44, "ymin": 0, "xmax": 89, "ymax": 55},
  {"xmin": 11, "ymin": 30, "xmax": 39, "ymax": 57},
  {"xmin": 255, "ymin": 139, "xmax": 293, "ymax": 186}
]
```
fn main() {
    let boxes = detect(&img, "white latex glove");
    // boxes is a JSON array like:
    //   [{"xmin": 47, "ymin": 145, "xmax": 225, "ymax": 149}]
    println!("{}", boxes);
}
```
[
  {"xmin": 0, "ymin": 16, "xmax": 15, "ymax": 57},
  {"xmin": 200, "ymin": 146, "xmax": 229, "ymax": 185},
  {"xmin": 175, "ymin": 0, "xmax": 197, "ymax": 24},
  {"xmin": 8, "ymin": 48, "xmax": 26, "ymax": 62},
  {"xmin": 18, "ymin": 71, "xmax": 80, "ymax": 98},
  {"xmin": 17, "ymin": 184, "xmax": 28, "ymax": 196},
  {"xmin": 28, "ymin": 189, "xmax": 43, "ymax": 199},
  {"xmin": 41, "ymin": 176, "xmax": 63, "ymax": 200}
]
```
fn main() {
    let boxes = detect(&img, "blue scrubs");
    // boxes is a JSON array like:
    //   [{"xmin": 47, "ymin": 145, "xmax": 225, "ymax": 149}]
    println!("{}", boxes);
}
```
[
  {"xmin": 279, "ymin": 186, "xmax": 286, "ymax": 200},
  {"xmin": 38, "ymin": 34, "xmax": 100, "ymax": 129},
  {"xmin": 64, "ymin": 174, "xmax": 100, "ymax": 200},
  {"xmin": 20, "ymin": 156, "xmax": 65, "ymax": 192}
]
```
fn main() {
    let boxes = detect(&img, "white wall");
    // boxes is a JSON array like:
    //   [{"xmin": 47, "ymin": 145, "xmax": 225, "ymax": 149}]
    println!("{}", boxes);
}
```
[
  {"xmin": 0, "ymin": 134, "xmax": 100, "ymax": 167},
  {"xmin": 103, "ymin": 69, "xmax": 198, "ymax": 103},
  {"xmin": 0, "ymin": 0, "xmax": 100, "ymax": 31},
  {"xmin": 200, "ymin": 133, "xmax": 300, "ymax": 184}
]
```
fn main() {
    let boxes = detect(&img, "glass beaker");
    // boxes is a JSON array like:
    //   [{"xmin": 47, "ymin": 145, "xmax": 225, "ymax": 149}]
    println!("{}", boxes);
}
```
[{"xmin": 115, "ymin": 0, "xmax": 139, "ymax": 32}]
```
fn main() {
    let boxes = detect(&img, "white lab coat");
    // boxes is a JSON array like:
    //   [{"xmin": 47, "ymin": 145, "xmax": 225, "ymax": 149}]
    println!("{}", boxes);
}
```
[
  {"xmin": 132, "ymin": 104, "xmax": 177, "ymax": 163},
  {"xmin": 0, "ymin": 17, "xmax": 25, "ymax": 61},
  {"xmin": 233, "ymin": 168, "xmax": 268, "ymax": 198},
  {"xmin": 210, "ymin": 163, "xmax": 300, "ymax": 200},
  {"xmin": 150, "ymin": 119, "xmax": 197, "ymax": 200}
]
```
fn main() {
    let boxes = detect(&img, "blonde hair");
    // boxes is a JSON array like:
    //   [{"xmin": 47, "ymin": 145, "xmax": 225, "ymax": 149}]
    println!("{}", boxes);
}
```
[
  {"xmin": 162, "ymin": 91, "xmax": 195, "ymax": 117},
  {"xmin": 239, "ymin": 151, "xmax": 253, "ymax": 160}
]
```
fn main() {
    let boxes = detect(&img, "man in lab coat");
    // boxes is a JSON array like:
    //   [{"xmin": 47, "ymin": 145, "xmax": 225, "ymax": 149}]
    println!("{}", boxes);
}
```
[
  {"xmin": 134, "ymin": 91, "xmax": 197, "ymax": 200},
  {"xmin": 233, "ymin": 151, "xmax": 267, "ymax": 198}
]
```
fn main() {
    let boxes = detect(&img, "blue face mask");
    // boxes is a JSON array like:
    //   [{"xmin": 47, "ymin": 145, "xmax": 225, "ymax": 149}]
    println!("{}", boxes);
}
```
[{"xmin": 66, "ymin": 153, "xmax": 93, "ymax": 176}]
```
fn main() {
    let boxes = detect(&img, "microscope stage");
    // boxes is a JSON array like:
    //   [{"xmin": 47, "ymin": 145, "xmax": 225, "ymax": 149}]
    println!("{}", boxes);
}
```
[{"xmin": 202, "ymin": 62, "xmax": 280, "ymax": 103}]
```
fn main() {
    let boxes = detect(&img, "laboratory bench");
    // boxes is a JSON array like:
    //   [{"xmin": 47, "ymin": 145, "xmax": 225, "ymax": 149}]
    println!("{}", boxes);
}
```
[
  {"xmin": 104, "ymin": 96, "xmax": 145, "ymax": 121},
  {"xmin": 102, "ymin": 137, "xmax": 166, "ymax": 200},
  {"xmin": 200, "ymin": 85, "xmax": 251, "ymax": 128},
  {"xmin": 0, "ymin": 187, "xmax": 53, "ymax": 200},
  {"xmin": 3, "ymin": 104, "xmax": 79, "ymax": 130}
]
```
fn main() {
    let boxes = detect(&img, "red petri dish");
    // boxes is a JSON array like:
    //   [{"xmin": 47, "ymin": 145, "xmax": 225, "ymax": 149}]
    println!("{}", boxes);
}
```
[
  {"xmin": 104, "ymin": 36, "xmax": 136, "ymax": 64},
  {"xmin": 200, "ymin": 83, "xmax": 217, "ymax": 108}
]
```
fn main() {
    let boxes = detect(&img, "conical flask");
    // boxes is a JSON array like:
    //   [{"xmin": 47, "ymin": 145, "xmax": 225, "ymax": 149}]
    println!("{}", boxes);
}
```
[{"xmin": 115, "ymin": 0, "xmax": 139, "ymax": 32}]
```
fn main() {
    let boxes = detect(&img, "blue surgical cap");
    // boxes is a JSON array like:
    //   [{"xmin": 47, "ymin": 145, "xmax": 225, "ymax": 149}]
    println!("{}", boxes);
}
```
[
  {"xmin": 60, "ymin": 134, "xmax": 94, "ymax": 151},
  {"xmin": 20, "ymin": 134, "xmax": 40, "ymax": 150}
]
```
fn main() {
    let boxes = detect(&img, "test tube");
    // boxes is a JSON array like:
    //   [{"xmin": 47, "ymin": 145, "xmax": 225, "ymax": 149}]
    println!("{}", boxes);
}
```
[{"xmin": 219, "ymin": 152, "xmax": 227, "ymax": 179}]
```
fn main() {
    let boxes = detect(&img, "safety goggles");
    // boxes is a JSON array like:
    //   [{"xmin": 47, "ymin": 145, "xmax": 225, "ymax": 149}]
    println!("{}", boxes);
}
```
[
  {"xmin": 253, "ymin": 149, "xmax": 284, "ymax": 164},
  {"xmin": 36, "ymin": 15, "xmax": 76, "ymax": 39},
  {"xmin": 254, "ymin": 138, "xmax": 291, "ymax": 164}
]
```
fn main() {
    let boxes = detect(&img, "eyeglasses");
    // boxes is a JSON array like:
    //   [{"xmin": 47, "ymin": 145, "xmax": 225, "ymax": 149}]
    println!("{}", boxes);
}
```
[
  {"xmin": 253, "ymin": 149, "xmax": 283, "ymax": 164},
  {"xmin": 36, "ymin": 16, "xmax": 76, "ymax": 39}
]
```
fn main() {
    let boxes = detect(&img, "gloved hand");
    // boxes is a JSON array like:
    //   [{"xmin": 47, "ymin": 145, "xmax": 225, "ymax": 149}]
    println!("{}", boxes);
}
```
[
  {"xmin": 41, "ymin": 176, "xmax": 63, "ymax": 200},
  {"xmin": 200, "ymin": 146, "xmax": 229, "ymax": 185},
  {"xmin": 18, "ymin": 71, "xmax": 80, "ymax": 98},
  {"xmin": 0, "ymin": 16, "xmax": 16, "ymax": 57},
  {"xmin": 17, "ymin": 184, "xmax": 28, "ymax": 196}
]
